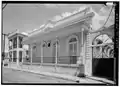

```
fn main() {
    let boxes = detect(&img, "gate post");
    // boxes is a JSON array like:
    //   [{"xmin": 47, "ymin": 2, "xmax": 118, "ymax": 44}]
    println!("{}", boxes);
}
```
[{"xmin": 85, "ymin": 32, "xmax": 92, "ymax": 76}]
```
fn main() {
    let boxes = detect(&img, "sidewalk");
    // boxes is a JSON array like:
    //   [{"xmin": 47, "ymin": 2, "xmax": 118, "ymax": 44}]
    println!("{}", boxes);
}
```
[{"xmin": 4, "ymin": 63, "xmax": 115, "ymax": 84}]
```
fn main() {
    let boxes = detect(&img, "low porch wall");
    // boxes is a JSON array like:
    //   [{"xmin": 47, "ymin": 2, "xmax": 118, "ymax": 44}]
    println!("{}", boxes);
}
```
[{"xmin": 21, "ymin": 63, "xmax": 78, "ymax": 76}]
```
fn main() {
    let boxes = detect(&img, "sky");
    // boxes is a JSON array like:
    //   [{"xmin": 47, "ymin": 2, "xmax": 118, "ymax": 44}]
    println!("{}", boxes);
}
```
[
  {"xmin": 3, "ymin": 4, "xmax": 85, "ymax": 34},
  {"xmin": 3, "ymin": 4, "xmax": 114, "ymax": 34},
  {"xmin": 2, "ymin": 4, "xmax": 114, "ymax": 52},
  {"xmin": 3, "ymin": 4, "xmax": 84, "ymax": 52}
]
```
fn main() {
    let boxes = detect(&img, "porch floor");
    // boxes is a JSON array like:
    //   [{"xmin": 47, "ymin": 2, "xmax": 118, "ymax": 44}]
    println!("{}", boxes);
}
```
[{"xmin": 9, "ymin": 62, "xmax": 78, "ymax": 76}]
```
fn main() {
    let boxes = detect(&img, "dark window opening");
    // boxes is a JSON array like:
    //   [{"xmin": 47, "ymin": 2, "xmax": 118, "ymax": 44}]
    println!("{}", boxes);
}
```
[
  {"xmin": 48, "ymin": 42, "xmax": 51, "ymax": 47},
  {"xmin": 69, "ymin": 38, "xmax": 77, "ymax": 43},
  {"xmin": 13, "ymin": 37, "xmax": 17, "ymax": 48},
  {"xmin": 19, "ymin": 36, "xmax": 23, "ymax": 48}
]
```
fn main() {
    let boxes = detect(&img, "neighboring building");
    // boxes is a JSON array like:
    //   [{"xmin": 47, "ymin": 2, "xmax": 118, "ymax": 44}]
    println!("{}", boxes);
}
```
[{"xmin": 8, "ymin": 30, "xmax": 28, "ymax": 65}]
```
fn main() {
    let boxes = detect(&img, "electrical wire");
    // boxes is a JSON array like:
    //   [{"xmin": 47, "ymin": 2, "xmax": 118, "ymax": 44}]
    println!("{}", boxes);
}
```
[
  {"xmin": 90, "ymin": 4, "xmax": 114, "ymax": 33},
  {"xmin": 102, "ymin": 5, "xmax": 114, "ymax": 27}
]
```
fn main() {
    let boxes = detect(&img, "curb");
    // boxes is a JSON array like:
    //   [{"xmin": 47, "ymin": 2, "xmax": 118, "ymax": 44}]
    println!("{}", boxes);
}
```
[{"xmin": 86, "ymin": 76, "xmax": 115, "ymax": 85}]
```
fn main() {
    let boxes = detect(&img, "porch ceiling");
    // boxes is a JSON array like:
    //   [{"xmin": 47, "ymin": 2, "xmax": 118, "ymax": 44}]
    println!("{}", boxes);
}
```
[{"xmin": 23, "ymin": 12, "xmax": 94, "ymax": 44}]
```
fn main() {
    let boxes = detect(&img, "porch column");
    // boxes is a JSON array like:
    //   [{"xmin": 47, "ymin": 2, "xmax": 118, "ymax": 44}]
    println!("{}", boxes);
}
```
[
  {"xmin": 77, "ymin": 28, "xmax": 85, "ymax": 77},
  {"xmin": 28, "ymin": 44, "xmax": 30, "ymax": 63},
  {"xmin": 30, "ymin": 44, "xmax": 33, "ymax": 65},
  {"xmin": 8, "ymin": 40, "xmax": 10, "ymax": 58},
  {"xmin": 55, "ymin": 37, "xmax": 58, "ymax": 65},
  {"xmin": 55, "ymin": 37, "xmax": 58, "ymax": 72},
  {"xmin": 17, "ymin": 36, "xmax": 19, "ymax": 66},
  {"xmin": 41, "ymin": 42, "xmax": 43, "ymax": 65}
]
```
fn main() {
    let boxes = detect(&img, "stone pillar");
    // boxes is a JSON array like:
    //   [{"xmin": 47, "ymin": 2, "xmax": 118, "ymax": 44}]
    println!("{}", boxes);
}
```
[
  {"xmin": 82, "ymin": 28, "xmax": 85, "ymax": 66},
  {"xmin": 85, "ymin": 32, "xmax": 92, "ymax": 76}
]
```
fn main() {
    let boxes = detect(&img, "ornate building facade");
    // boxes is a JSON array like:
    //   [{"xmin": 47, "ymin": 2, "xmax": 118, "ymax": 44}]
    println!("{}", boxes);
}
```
[{"xmin": 8, "ymin": 30, "xmax": 28, "ymax": 65}]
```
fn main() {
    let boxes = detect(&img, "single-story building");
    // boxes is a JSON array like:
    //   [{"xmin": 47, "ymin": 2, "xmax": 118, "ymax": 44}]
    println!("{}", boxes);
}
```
[
  {"xmin": 23, "ymin": 7, "xmax": 115, "ymax": 81},
  {"xmin": 23, "ymin": 7, "xmax": 94, "ymax": 76}
]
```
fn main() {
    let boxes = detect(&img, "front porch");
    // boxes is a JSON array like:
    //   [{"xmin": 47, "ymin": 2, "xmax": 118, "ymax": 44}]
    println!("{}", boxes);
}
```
[
  {"xmin": 22, "ymin": 9, "xmax": 94, "ymax": 77},
  {"xmin": 9, "ymin": 62, "xmax": 78, "ymax": 75}
]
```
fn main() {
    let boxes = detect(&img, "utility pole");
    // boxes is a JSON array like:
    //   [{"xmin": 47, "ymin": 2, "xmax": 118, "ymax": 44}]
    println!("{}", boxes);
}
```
[
  {"xmin": 2, "ymin": 3, "xmax": 7, "ymax": 10},
  {"xmin": 2, "ymin": 2, "xmax": 8, "ymax": 53},
  {"xmin": 2, "ymin": 2, "xmax": 8, "ymax": 66},
  {"xmin": 2, "ymin": 33, "xmax": 9, "ymax": 60},
  {"xmin": 2, "ymin": 33, "xmax": 6, "ymax": 60}
]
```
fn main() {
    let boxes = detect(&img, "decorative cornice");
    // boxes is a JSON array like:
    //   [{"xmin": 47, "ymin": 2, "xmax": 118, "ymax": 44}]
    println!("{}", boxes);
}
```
[{"xmin": 28, "ymin": 7, "xmax": 90, "ymax": 36}]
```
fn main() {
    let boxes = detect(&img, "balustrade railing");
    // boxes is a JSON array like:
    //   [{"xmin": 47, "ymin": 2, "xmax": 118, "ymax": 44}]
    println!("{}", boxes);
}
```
[{"xmin": 3, "ymin": 56, "xmax": 82, "ymax": 67}]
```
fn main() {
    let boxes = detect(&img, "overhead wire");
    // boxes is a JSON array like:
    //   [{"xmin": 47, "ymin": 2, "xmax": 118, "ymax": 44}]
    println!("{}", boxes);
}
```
[
  {"xmin": 90, "ymin": 4, "xmax": 114, "ymax": 33},
  {"xmin": 2, "ymin": 3, "xmax": 7, "ymax": 10}
]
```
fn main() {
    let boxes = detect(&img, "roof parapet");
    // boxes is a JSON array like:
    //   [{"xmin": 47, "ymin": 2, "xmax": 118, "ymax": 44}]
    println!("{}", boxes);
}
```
[{"xmin": 28, "ymin": 6, "xmax": 91, "ymax": 36}]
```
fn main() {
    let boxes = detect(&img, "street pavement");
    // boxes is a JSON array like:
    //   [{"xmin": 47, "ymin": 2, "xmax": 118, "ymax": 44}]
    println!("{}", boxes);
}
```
[
  {"xmin": 2, "ymin": 65, "xmax": 115, "ymax": 85},
  {"xmin": 2, "ymin": 68, "xmax": 77, "ymax": 84}
]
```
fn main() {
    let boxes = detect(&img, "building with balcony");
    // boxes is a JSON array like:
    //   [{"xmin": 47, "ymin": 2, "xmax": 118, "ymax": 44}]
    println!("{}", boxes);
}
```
[{"xmin": 8, "ymin": 30, "xmax": 28, "ymax": 65}]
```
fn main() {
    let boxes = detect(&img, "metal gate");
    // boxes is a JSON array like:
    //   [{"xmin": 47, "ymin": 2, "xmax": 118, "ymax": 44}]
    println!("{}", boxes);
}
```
[{"xmin": 92, "ymin": 42, "xmax": 114, "ymax": 81}]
